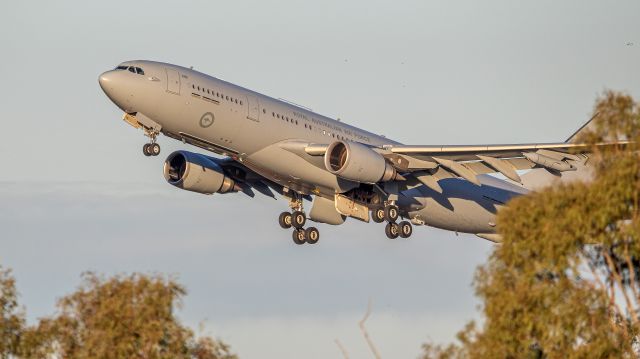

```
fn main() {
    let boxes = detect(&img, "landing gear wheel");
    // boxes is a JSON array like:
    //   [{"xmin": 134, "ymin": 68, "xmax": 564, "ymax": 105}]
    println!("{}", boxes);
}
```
[
  {"xmin": 292, "ymin": 211, "xmax": 306, "ymax": 229},
  {"xmin": 278, "ymin": 212, "xmax": 293, "ymax": 229},
  {"xmin": 385, "ymin": 222, "xmax": 400, "ymax": 239},
  {"xmin": 384, "ymin": 205, "xmax": 399, "ymax": 223},
  {"xmin": 149, "ymin": 143, "xmax": 161, "ymax": 156},
  {"xmin": 143, "ymin": 143, "xmax": 151, "ymax": 156},
  {"xmin": 399, "ymin": 221, "xmax": 413, "ymax": 238},
  {"xmin": 372, "ymin": 208, "xmax": 385, "ymax": 223},
  {"xmin": 305, "ymin": 227, "xmax": 320, "ymax": 244},
  {"xmin": 292, "ymin": 229, "xmax": 306, "ymax": 245}
]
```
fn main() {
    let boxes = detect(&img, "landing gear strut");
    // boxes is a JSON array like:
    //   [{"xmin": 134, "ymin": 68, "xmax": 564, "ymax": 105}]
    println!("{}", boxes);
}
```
[{"xmin": 278, "ymin": 193, "xmax": 320, "ymax": 245}]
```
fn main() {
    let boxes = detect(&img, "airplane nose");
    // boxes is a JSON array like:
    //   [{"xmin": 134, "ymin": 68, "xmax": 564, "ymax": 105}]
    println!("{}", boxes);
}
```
[{"xmin": 98, "ymin": 71, "xmax": 112, "ymax": 91}]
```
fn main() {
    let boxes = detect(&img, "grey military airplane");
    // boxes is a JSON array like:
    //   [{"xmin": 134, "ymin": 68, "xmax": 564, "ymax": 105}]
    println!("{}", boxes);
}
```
[{"xmin": 98, "ymin": 60, "xmax": 599, "ymax": 245}]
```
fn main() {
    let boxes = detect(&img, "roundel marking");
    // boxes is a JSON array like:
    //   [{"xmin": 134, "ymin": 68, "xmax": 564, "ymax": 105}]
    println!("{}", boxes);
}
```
[{"xmin": 199, "ymin": 112, "xmax": 215, "ymax": 128}]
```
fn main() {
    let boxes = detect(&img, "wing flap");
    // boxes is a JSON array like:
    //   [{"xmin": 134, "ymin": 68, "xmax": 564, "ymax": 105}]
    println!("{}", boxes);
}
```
[
  {"xmin": 476, "ymin": 155, "xmax": 522, "ymax": 183},
  {"xmin": 432, "ymin": 157, "xmax": 481, "ymax": 185}
]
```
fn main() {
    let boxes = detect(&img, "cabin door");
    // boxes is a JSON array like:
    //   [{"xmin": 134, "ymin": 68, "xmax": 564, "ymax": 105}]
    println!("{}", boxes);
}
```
[
  {"xmin": 165, "ymin": 68, "xmax": 181, "ymax": 95},
  {"xmin": 246, "ymin": 95, "xmax": 260, "ymax": 122}
]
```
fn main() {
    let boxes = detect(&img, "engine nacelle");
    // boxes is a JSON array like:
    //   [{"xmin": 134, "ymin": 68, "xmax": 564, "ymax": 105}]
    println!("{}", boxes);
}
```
[
  {"xmin": 324, "ymin": 141, "xmax": 396, "ymax": 183},
  {"xmin": 163, "ymin": 151, "xmax": 236, "ymax": 195}
]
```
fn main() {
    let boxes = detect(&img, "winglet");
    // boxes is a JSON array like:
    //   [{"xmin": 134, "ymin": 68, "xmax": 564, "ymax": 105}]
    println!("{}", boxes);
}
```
[{"xmin": 565, "ymin": 112, "xmax": 599, "ymax": 143}]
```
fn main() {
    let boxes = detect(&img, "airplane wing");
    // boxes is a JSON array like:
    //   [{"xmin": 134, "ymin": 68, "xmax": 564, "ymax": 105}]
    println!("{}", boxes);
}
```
[
  {"xmin": 377, "ymin": 141, "xmax": 627, "ymax": 188},
  {"xmin": 297, "ymin": 139, "xmax": 626, "ymax": 192},
  {"xmin": 371, "ymin": 114, "xmax": 625, "ymax": 187}
]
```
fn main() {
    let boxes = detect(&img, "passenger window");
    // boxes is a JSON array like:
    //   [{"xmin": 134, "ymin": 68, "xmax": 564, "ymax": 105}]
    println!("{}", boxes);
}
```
[
  {"xmin": 128, "ymin": 67, "xmax": 136, "ymax": 73},
  {"xmin": 136, "ymin": 67, "xmax": 144, "ymax": 75}
]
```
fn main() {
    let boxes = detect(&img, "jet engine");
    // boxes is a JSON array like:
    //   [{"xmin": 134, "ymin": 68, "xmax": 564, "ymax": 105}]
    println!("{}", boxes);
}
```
[
  {"xmin": 163, "ymin": 151, "xmax": 236, "ymax": 194},
  {"xmin": 324, "ymin": 141, "xmax": 396, "ymax": 184}
]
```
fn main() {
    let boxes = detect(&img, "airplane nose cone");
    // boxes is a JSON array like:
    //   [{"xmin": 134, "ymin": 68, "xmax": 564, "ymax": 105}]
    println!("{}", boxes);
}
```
[
  {"xmin": 98, "ymin": 71, "xmax": 112, "ymax": 92},
  {"xmin": 98, "ymin": 70, "xmax": 123, "ymax": 107}
]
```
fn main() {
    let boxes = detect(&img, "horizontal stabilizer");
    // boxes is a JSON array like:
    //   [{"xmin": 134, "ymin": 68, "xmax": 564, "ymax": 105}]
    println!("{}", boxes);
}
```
[{"xmin": 476, "ymin": 233, "xmax": 502, "ymax": 243}]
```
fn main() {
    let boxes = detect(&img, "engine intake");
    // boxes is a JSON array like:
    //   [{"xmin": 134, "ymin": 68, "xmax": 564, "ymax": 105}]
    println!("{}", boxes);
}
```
[
  {"xmin": 163, "ymin": 151, "xmax": 236, "ymax": 194},
  {"xmin": 324, "ymin": 141, "xmax": 396, "ymax": 183}
]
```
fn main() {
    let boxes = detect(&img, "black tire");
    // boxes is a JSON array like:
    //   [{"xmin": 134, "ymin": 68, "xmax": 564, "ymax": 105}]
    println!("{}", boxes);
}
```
[
  {"xmin": 399, "ymin": 221, "xmax": 413, "ymax": 238},
  {"xmin": 372, "ymin": 208, "xmax": 385, "ymax": 223},
  {"xmin": 292, "ymin": 229, "xmax": 306, "ymax": 245},
  {"xmin": 384, "ymin": 205, "xmax": 399, "ymax": 223},
  {"xmin": 305, "ymin": 227, "xmax": 320, "ymax": 244},
  {"xmin": 385, "ymin": 222, "xmax": 399, "ymax": 239},
  {"xmin": 278, "ymin": 212, "xmax": 292, "ymax": 229},
  {"xmin": 143, "ymin": 143, "xmax": 151, "ymax": 156},
  {"xmin": 149, "ymin": 143, "xmax": 161, "ymax": 156},
  {"xmin": 292, "ymin": 211, "xmax": 306, "ymax": 229}
]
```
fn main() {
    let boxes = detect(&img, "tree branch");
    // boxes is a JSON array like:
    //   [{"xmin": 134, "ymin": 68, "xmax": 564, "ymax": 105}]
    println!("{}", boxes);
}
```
[
  {"xmin": 335, "ymin": 339, "xmax": 349, "ymax": 359},
  {"xmin": 604, "ymin": 250, "xmax": 639, "ymax": 328},
  {"xmin": 359, "ymin": 299, "xmax": 382, "ymax": 359}
]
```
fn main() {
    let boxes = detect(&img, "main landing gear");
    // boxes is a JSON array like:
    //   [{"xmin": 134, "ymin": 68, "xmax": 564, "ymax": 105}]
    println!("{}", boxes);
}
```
[
  {"xmin": 279, "ymin": 211, "xmax": 320, "ymax": 245},
  {"xmin": 373, "ymin": 203, "xmax": 413, "ymax": 240},
  {"xmin": 278, "ymin": 196, "xmax": 319, "ymax": 245}
]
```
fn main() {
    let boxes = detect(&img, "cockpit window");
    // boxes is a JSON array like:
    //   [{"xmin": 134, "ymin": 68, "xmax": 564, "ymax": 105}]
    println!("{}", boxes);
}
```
[{"xmin": 114, "ymin": 65, "xmax": 145, "ymax": 75}]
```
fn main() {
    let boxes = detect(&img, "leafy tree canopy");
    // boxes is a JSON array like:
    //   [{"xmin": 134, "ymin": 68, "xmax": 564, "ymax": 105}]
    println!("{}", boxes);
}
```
[
  {"xmin": 0, "ymin": 266, "xmax": 24, "ymax": 358},
  {"xmin": 422, "ymin": 91, "xmax": 640, "ymax": 359},
  {"xmin": 0, "ymin": 269, "xmax": 237, "ymax": 359}
]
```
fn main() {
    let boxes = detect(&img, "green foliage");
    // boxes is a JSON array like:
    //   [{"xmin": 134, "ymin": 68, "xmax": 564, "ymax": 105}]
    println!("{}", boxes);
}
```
[
  {"xmin": 0, "ymin": 266, "xmax": 25, "ymax": 358},
  {"xmin": 0, "ymin": 269, "xmax": 237, "ymax": 359},
  {"xmin": 422, "ymin": 91, "xmax": 640, "ymax": 359}
]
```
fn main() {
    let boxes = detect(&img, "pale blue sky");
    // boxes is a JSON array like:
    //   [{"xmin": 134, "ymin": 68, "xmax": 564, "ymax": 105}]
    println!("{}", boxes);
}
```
[{"xmin": 0, "ymin": 1, "xmax": 638, "ymax": 358}]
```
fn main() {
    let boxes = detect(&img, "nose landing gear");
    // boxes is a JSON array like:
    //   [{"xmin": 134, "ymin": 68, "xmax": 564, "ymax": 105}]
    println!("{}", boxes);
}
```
[
  {"xmin": 142, "ymin": 128, "xmax": 161, "ymax": 157},
  {"xmin": 143, "ymin": 142, "xmax": 161, "ymax": 156}
]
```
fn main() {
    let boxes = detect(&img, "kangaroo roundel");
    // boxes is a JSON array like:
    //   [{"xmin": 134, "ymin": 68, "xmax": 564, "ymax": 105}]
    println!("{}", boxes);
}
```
[{"xmin": 199, "ymin": 112, "xmax": 214, "ymax": 128}]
